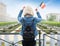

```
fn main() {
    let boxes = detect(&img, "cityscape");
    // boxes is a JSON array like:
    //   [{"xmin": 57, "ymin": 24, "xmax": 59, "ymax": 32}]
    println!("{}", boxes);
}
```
[{"xmin": 0, "ymin": 0, "xmax": 60, "ymax": 46}]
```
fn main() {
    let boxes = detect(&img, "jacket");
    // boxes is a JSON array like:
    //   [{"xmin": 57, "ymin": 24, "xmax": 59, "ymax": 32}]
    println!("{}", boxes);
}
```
[{"xmin": 18, "ymin": 10, "xmax": 42, "ymax": 36}]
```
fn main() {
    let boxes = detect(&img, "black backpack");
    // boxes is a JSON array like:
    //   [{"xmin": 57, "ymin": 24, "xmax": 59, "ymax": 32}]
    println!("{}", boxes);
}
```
[{"xmin": 23, "ymin": 18, "xmax": 35, "ymax": 41}]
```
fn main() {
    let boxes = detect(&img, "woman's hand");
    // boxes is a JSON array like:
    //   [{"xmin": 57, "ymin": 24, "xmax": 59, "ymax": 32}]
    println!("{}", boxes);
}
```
[
  {"xmin": 35, "ymin": 8, "xmax": 38, "ymax": 12},
  {"xmin": 23, "ymin": 6, "xmax": 25, "ymax": 10}
]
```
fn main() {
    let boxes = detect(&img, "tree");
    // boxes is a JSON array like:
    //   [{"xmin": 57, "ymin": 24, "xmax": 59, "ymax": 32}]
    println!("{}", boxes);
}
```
[{"xmin": 48, "ymin": 14, "xmax": 56, "ymax": 21}]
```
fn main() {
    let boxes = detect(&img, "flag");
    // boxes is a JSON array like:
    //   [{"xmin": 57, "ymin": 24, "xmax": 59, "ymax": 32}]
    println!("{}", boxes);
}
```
[{"xmin": 40, "ymin": 2, "xmax": 46, "ymax": 9}]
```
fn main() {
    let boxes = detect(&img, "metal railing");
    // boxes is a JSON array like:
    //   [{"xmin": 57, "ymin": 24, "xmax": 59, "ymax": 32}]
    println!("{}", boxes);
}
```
[
  {"xmin": 0, "ymin": 31, "xmax": 60, "ymax": 46},
  {"xmin": 43, "ymin": 33, "xmax": 60, "ymax": 46},
  {"xmin": 0, "ymin": 33, "xmax": 22, "ymax": 46},
  {"xmin": 0, "ymin": 32, "xmax": 41, "ymax": 46}
]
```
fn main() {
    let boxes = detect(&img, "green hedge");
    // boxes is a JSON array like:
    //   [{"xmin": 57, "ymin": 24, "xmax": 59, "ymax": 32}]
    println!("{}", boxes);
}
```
[
  {"xmin": 41, "ymin": 21, "xmax": 60, "ymax": 27},
  {"xmin": 37, "ymin": 24, "xmax": 57, "ymax": 34},
  {"xmin": 0, "ymin": 22, "xmax": 17, "ymax": 26}
]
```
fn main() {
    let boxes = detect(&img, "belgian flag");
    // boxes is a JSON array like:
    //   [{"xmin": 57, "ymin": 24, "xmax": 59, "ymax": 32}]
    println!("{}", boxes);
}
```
[{"xmin": 40, "ymin": 2, "xmax": 46, "ymax": 9}]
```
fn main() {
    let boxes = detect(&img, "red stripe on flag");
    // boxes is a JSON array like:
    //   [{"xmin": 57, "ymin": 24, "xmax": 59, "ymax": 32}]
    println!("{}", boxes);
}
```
[{"xmin": 40, "ymin": 2, "xmax": 46, "ymax": 9}]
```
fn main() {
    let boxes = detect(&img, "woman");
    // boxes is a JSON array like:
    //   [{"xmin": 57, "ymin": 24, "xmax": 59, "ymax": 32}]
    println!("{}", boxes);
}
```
[{"xmin": 18, "ymin": 6, "xmax": 42, "ymax": 46}]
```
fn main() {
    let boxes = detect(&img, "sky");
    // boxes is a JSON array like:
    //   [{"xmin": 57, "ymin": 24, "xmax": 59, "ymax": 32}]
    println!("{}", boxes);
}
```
[{"xmin": 0, "ymin": 0, "xmax": 60, "ymax": 19}]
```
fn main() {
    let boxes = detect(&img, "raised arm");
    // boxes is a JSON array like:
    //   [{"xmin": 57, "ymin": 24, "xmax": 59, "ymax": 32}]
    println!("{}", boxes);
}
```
[
  {"xmin": 37, "ymin": 11, "xmax": 42, "ymax": 18},
  {"xmin": 18, "ymin": 6, "xmax": 25, "ymax": 22},
  {"xmin": 35, "ymin": 9, "xmax": 42, "ymax": 23},
  {"xmin": 18, "ymin": 9, "xmax": 23, "ymax": 22}
]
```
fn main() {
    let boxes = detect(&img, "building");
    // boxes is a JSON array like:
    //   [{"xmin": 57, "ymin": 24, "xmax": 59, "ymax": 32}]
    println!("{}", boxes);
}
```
[
  {"xmin": 46, "ymin": 13, "xmax": 60, "ymax": 22},
  {"xmin": 0, "ymin": 2, "xmax": 17, "ymax": 22},
  {"xmin": 0, "ymin": 3, "xmax": 7, "ymax": 22}
]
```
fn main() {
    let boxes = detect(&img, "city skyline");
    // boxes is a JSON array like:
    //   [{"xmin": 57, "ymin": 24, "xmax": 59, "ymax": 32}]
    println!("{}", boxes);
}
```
[{"xmin": 0, "ymin": 0, "xmax": 60, "ymax": 19}]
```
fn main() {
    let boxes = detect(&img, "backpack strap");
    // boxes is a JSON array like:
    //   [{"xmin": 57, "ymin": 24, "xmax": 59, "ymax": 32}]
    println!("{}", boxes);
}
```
[
  {"xmin": 32, "ymin": 18, "xmax": 34, "ymax": 22},
  {"xmin": 22, "ymin": 18, "xmax": 25, "ymax": 23},
  {"xmin": 31, "ymin": 18, "xmax": 35, "ymax": 25}
]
